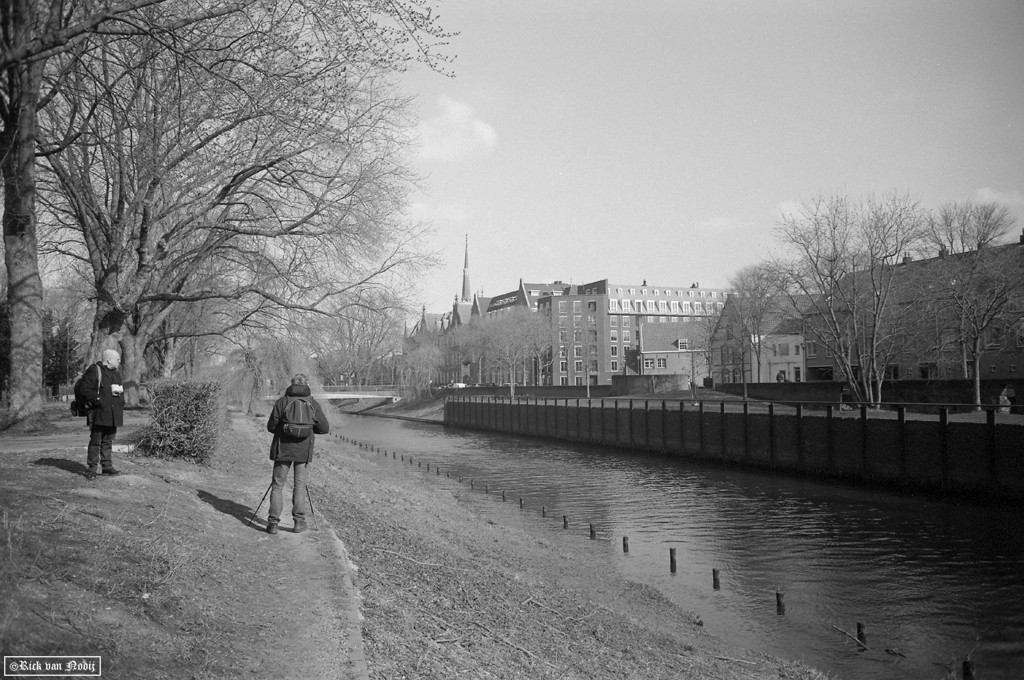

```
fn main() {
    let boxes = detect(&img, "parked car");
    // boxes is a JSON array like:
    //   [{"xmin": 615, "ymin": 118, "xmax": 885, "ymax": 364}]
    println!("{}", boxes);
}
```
[{"xmin": 452, "ymin": 382, "xmax": 467, "ymax": 389}]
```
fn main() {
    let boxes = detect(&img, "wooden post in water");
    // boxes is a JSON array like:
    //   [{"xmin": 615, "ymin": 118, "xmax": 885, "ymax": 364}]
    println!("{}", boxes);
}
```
[
  {"xmin": 542, "ymin": 506, "xmax": 546, "ymax": 518},
  {"xmin": 669, "ymin": 548, "xmax": 677, "ymax": 573},
  {"xmin": 776, "ymin": 590, "xmax": 785, "ymax": 615},
  {"xmin": 589, "ymin": 524, "xmax": 595, "ymax": 540},
  {"xmin": 519, "ymin": 498, "xmax": 523, "ymax": 509},
  {"xmin": 856, "ymin": 622, "xmax": 866, "ymax": 645},
  {"xmin": 962, "ymin": 658, "xmax": 975, "ymax": 680},
  {"xmin": 501, "ymin": 490, "xmax": 505, "ymax": 501},
  {"xmin": 623, "ymin": 536, "xmax": 629, "ymax": 553},
  {"xmin": 713, "ymin": 568, "xmax": 720, "ymax": 590},
  {"xmin": 563, "ymin": 516, "xmax": 568, "ymax": 529}
]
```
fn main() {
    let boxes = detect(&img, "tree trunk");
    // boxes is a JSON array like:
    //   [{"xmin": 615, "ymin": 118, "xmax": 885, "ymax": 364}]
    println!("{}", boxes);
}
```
[
  {"xmin": 972, "ymin": 338, "xmax": 982, "ymax": 408},
  {"xmin": 1, "ymin": 55, "xmax": 46, "ymax": 424}
]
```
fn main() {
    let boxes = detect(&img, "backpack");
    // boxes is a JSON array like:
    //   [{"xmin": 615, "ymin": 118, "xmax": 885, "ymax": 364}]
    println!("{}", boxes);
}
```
[
  {"xmin": 280, "ymin": 397, "xmax": 315, "ymax": 439},
  {"xmin": 70, "ymin": 365, "xmax": 101, "ymax": 417}
]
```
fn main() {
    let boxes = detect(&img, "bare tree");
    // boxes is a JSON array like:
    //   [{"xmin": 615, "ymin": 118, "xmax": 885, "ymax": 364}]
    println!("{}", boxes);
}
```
[
  {"xmin": 2, "ymin": 0, "xmax": 449, "ymax": 423},
  {"xmin": 484, "ymin": 307, "xmax": 550, "ymax": 398},
  {"xmin": 727, "ymin": 263, "xmax": 785, "ymax": 391},
  {"xmin": 1, "ymin": 0, "xmax": 244, "ymax": 422},
  {"xmin": 34, "ymin": 4, "xmax": 442, "ymax": 406},
  {"xmin": 926, "ymin": 200, "xmax": 1017, "ymax": 254},
  {"xmin": 774, "ymin": 193, "xmax": 929, "ymax": 405}
]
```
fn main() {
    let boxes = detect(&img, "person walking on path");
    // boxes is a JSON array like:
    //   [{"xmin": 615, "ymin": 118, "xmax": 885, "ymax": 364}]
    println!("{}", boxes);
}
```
[
  {"xmin": 266, "ymin": 374, "xmax": 330, "ymax": 534},
  {"xmin": 79, "ymin": 349, "xmax": 126, "ymax": 480}
]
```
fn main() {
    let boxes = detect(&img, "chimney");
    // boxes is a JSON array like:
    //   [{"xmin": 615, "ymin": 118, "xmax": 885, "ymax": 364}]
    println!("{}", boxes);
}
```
[
  {"xmin": 1019, "ymin": 228, "xmax": 1024, "ymax": 244},
  {"xmin": 902, "ymin": 253, "xmax": 913, "ymax": 265},
  {"xmin": 939, "ymin": 245, "xmax": 948, "ymax": 259}
]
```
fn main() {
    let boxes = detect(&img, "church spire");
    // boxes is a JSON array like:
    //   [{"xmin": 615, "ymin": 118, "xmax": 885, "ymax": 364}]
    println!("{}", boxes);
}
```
[{"xmin": 461, "ymin": 235, "xmax": 471, "ymax": 302}]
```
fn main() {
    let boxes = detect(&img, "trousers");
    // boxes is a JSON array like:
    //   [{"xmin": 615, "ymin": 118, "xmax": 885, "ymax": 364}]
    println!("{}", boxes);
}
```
[
  {"xmin": 269, "ymin": 461, "xmax": 308, "ymax": 525},
  {"xmin": 87, "ymin": 425, "xmax": 117, "ymax": 470}
]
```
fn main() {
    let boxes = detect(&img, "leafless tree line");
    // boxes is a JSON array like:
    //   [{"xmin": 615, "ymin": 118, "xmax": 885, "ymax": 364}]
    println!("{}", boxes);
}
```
[
  {"xmin": 727, "ymin": 193, "xmax": 1022, "ymax": 406},
  {"xmin": 2, "ymin": 0, "xmax": 450, "ymax": 419}
]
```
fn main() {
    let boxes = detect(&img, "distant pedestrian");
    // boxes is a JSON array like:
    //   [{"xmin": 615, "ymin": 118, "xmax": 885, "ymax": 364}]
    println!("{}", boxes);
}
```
[
  {"xmin": 998, "ymin": 385, "xmax": 1011, "ymax": 414},
  {"xmin": 78, "ymin": 349, "xmax": 125, "ymax": 480},
  {"xmin": 265, "ymin": 374, "xmax": 330, "ymax": 534}
]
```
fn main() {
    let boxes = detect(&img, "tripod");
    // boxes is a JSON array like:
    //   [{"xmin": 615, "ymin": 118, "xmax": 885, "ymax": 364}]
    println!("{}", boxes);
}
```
[{"xmin": 247, "ymin": 482, "xmax": 319, "ymax": 531}]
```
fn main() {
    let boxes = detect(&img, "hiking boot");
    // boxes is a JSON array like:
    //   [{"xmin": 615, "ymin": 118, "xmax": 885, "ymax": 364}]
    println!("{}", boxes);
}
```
[
  {"xmin": 267, "ymin": 523, "xmax": 279, "ymax": 535},
  {"xmin": 294, "ymin": 520, "xmax": 307, "ymax": 534},
  {"xmin": 102, "ymin": 468, "xmax": 121, "ymax": 476},
  {"xmin": 85, "ymin": 469, "xmax": 98, "ymax": 480}
]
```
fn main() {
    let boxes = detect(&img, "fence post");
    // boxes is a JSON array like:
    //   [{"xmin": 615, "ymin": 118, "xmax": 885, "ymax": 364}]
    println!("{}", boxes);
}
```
[
  {"xmin": 768, "ymin": 402, "xmax": 776, "ymax": 468},
  {"xmin": 796, "ymin": 403, "xmax": 804, "ymax": 468},
  {"xmin": 645, "ymin": 399, "xmax": 651, "ymax": 451},
  {"xmin": 629, "ymin": 400, "xmax": 634, "ymax": 449},
  {"xmin": 720, "ymin": 401, "xmax": 727, "ymax": 458},
  {"xmin": 860, "ymin": 404, "xmax": 869, "ymax": 475},
  {"xmin": 826, "ymin": 404, "xmax": 835, "ymax": 472},
  {"xmin": 987, "ymin": 407, "xmax": 998, "ymax": 486},
  {"xmin": 898, "ymin": 405, "xmax": 908, "ymax": 484},
  {"xmin": 743, "ymin": 401, "xmax": 749, "ymax": 462},
  {"xmin": 699, "ymin": 401, "xmax": 706, "ymax": 457},
  {"xmin": 614, "ymin": 399, "xmax": 619, "ymax": 445},
  {"xmin": 940, "ymin": 407, "xmax": 950, "ymax": 490}
]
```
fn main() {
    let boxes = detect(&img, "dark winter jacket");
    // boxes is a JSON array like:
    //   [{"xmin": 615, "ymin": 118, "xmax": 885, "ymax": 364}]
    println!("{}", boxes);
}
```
[
  {"xmin": 78, "ymin": 363, "xmax": 125, "ymax": 427},
  {"xmin": 267, "ymin": 384, "xmax": 330, "ymax": 463}
]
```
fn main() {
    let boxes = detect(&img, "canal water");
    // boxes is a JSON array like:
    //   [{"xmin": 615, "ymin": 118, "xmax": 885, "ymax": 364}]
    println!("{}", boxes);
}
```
[{"xmin": 331, "ymin": 413, "xmax": 1024, "ymax": 680}]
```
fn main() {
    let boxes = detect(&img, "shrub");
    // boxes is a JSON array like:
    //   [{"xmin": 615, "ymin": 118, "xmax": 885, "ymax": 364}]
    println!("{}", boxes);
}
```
[{"xmin": 138, "ymin": 380, "xmax": 224, "ymax": 463}]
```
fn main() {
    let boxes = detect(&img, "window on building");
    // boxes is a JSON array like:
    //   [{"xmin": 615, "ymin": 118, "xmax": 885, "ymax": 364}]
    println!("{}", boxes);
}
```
[
  {"xmin": 559, "ymin": 330, "xmax": 567, "ymax": 343},
  {"xmin": 659, "ymin": 316, "xmax": 666, "ymax": 323},
  {"xmin": 560, "ymin": 376, "xmax": 569, "ymax": 386},
  {"xmin": 794, "ymin": 367, "xmax": 801, "ymax": 382},
  {"xmin": 682, "ymin": 302, "xmax": 691, "ymax": 313},
  {"xmin": 670, "ymin": 301, "xmax": 679, "ymax": 313},
  {"xmin": 642, "ymin": 288, "xmax": 647, "ymax": 295},
  {"xmin": 573, "ymin": 330, "xmax": 582, "ymax": 342},
  {"xmin": 611, "ymin": 360, "xmax": 619, "ymax": 371},
  {"xmin": 657, "ymin": 358, "xmax": 667, "ymax": 369},
  {"xmin": 711, "ymin": 292, "xmax": 717, "ymax": 298},
  {"xmin": 806, "ymin": 343, "xmax": 817, "ymax": 357},
  {"xmin": 629, "ymin": 288, "xmax": 635, "ymax": 294},
  {"xmin": 717, "ymin": 302, "xmax": 724, "ymax": 311},
  {"xmin": 678, "ymin": 338, "xmax": 689, "ymax": 349},
  {"xmin": 573, "ymin": 300, "xmax": 582, "ymax": 313},
  {"xmin": 560, "ymin": 361, "xmax": 568, "ymax": 373},
  {"xmin": 558, "ymin": 300, "xmax": 567, "ymax": 313},
  {"xmin": 623, "ymin": 331, "xmax": 631, "ymax": 343},
  {"xmin": 622, "ymin": 317, "xmax": 630, "ymax": 328},
  {"xmin": 694, "ymin": 302, "xmax": 703, "ymax": 313},
  {"xmin": 647, "ymin": 316, "xmax": 655, "ymax": 323},
  {"xmin": 700, "ymin": 291, "xmax": 706, "ymax": 297},
  {"xmin": 610, "ymin": 331, "xmax": 618, "ymax": 342},
  {"xmin": 559, "ymin": 345, "xmax": 567, "ymax": 357},
  {"xmin": 574, "ymin": 346, "xmax": 583, "ymax": 357},
  {"xmin": 608, "ymin": 299, "xmax": 619, "ymax": 312},
  {"xmin": 610, "ymin": 315, "xmax": 618, "ymax": 326},
  {"xmin": 779, "ymin": 344, "xmax": 790, "ymax": 356},
  {"xmin": 654, "ymin": 290, "xmax": 659, "ymax": 296},
  {"xmin": 589, "ymin": 359, "xmax": 598, "ymax": 372},
  {"xmin": 658, "ymin": 300, "xmax": 668, "ymax": 312},
  {"xmin": 616, "ymin": 287, "xmax": 622, "ymax": 294},
  {"xmin": 611, "ymin": 345, "xmax": 618, "ymax": 357},
  {"xmin": 588, "ymin": 300, "xmax": 597, "ymax": 312},
  {"xmin": 643, "ymin": 358, "xmax": 655, "ymax": 370},
  {"xmin": 688, "ymin": 291, "xmax": 694, "ymax": 297},
  {"xmin": 575, "ymin": 360, "xmax": 583, "ymax": 372},
  {"xmin": 621, "ymin": 300, "xmax": 632, "ymax": 312},
  {"xmin": 575, "ymin": 376, "xmax": 583, "ymax": 386},
  {"xmin": 588, "ymin": 315, "xmax": 596, "ymax": 326},
  {"xmin": 558, "ymin": 315, "xmax": 567, "ymax": 327},
  {"xmin": 573, "ymin": 314, "xmax": 582, "ymax": 326},
  {"xmin": 795, "ymin": 344, "xmax": 801, "ymax": 355},
  {"xmin": 588, "ymin": 329, "xmax": 598, "ymax": 343}
]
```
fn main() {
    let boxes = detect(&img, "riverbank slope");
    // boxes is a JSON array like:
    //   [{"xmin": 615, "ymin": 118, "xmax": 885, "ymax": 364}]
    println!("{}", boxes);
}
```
[{"xmin": 2, "ymin": 404, "xmax": 829, "ymax": 679}]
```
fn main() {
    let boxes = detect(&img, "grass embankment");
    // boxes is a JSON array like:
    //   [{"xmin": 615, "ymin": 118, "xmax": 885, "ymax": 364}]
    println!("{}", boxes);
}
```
[{"xmin": 2, "ymin": 402, "xmax": 830, "ymax": 680}]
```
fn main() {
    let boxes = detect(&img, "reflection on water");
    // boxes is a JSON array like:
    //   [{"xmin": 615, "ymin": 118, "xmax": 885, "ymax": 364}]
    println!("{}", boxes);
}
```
[{"xmin": 331, "ymin": 414, "xmax": 1024, "ymax": 680}]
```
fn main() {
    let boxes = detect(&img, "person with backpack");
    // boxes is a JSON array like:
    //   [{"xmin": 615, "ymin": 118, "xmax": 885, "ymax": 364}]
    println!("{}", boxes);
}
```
[
  {"xmin": 265, "ymin": 374, "xmax": 330, "ymax": 534},
  {"xmin": 77, "ymin": 349, "xmax": 126, "ymax": 480}
]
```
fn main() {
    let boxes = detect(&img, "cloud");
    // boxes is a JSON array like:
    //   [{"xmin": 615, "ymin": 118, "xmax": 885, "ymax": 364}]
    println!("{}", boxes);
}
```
[
  {"xmin": 695, "ymin": 216, "xmax": 733, "ymax": 232},
  {"xmin": 417, "ymin": 95, "xmax": 497, "ymax": 162}
]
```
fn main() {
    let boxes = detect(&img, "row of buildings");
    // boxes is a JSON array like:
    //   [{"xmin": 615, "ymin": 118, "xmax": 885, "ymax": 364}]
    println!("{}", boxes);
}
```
[{"xmin": 411, "ymin": 235, "xmax": 1024, "ymax": 390}]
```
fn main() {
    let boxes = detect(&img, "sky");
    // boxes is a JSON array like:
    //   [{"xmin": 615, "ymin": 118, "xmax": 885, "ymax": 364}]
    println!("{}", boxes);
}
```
[{"xmin": 400, "ymin": 0, "xmax": 1024, "ymax": 313}]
